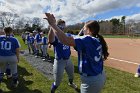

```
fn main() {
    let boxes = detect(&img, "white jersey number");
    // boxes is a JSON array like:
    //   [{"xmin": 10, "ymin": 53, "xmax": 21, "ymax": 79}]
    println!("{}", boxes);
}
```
[
  {"xmin": 1, "ymin": 41, "xmax": 11, "ymax": 50},
  {"xmin": 94, "ymin": 45, "xmax": 102, "ymax": 62},
  {"xmin": 63, "ymin": 45, "xmax": 69, "ymax": 50}
]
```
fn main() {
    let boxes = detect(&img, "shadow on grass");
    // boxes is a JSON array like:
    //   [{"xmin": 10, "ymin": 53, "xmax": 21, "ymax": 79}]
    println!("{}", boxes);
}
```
[
  {"xmin": 74, "ymin": 65, "xmax": 79, "ymax": 74},
  {"xmin": 48, "ymin": 55, "xmax": 55, "ymax": 64},
  {"xmin": 1, "ymin": 65, "xmax": 43, "ymax": 93}
]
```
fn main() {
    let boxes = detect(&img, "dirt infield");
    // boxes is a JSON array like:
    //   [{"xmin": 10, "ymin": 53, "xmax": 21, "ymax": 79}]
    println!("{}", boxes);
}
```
[{"xmin": 71, "ymin": 38, "xmax": 140, "ymax": 74}]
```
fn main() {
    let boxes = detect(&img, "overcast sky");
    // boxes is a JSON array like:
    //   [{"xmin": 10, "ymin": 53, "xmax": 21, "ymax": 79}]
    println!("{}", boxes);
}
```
[{"xmin": 0, "ymin": 0, "xmax": 140, "ymax": 25}]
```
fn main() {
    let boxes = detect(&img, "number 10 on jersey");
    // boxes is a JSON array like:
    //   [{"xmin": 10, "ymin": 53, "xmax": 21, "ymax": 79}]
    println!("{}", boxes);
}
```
[{"xmin": 0, "ymin": 41, "xmax": 11, "ymax": 50}]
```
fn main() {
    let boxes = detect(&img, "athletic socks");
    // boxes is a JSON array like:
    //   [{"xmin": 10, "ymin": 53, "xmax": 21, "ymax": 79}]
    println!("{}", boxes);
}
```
[
  {"xmin": 51, "ymin": 83, "xmax": 58, "ymax": 93},
  {"xmin": 11, "ymin": 73, "xmax": 19, "ymax": 87},
  {"xmin": 69, "ymin": 79, "xmax": 73, "ymax": 84}
]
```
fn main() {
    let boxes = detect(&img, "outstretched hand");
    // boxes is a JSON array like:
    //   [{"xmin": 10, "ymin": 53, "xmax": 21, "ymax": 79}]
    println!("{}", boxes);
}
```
[{"xmin": 44, "ymin": 13, "xmax": 56, "ymax": 26}]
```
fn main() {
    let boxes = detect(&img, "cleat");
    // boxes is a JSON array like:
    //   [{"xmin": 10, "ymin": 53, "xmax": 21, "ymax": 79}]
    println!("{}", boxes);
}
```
[
  {"xmin": 68, "ymin": 83, "xmax": 80, "ymax": 93},
  {"xmin": 42, "ymin": 59, "xmax": 46, "ymax": 61},
  {"xmin": 35, "ymin": 56, "xmax": 38, "ymax": 58},
  {"xmin": 11, "ymin": 80, "xmax": 19, "ymax": 88},
  {"xmin": 7, "ymin": 74, "xmax": 12, "ymax": 79},
  {"xmin": 68, "ymin": 83, "xmax": 78, "ymax": 89}
]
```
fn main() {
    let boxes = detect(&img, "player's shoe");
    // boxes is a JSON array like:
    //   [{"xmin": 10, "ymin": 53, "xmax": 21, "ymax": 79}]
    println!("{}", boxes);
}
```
[
  {"xmin": 47, "ymin": 58, "xmax": 51, "ymax": 62},
  {"xmin": 68, "ymin": 83, "xmax": 80, "ymax": 93},
  {"xmin": 11, "ymin": 79, "xmax": 19, "ymax": 88},
  {"xmin": 35, "ymin": 55, "xmax": 38, "ymax": 58},
  {"xmin": 68, "ymin": 82, "xmax": 77, "ymax": 89},
  {"xmin": 134, "ymin": 73, "xmax": 140, "ymax": 77},
  {"xmin": 7, "ymin": 74, "xmax": 12, "ymax": 79},
  {"xmin": 42, "ymin": 58, "xmax": 46, "ymax": 61}
]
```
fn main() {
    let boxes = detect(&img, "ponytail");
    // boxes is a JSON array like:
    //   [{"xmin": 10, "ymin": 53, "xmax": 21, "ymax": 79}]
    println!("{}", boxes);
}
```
[
  {"xmin": 85, "ymin": 20, "xmax": 109, "ymax": 60},
  {"xmin": 97, "ymin": 34, "xmax": 109, "ymax": 60}
]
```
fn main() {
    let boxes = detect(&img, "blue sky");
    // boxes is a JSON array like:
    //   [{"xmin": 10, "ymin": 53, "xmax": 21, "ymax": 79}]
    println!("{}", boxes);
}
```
[
  {"xmin": 1, "ymin": 0, "xmax": 140, "ymax": 24},
  {"xmin": 83, "ymin": 6, "xmax": 140, "ymax": 21}
]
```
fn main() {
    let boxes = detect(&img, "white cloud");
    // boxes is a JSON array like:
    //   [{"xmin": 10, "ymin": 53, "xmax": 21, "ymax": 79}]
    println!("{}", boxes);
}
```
[
  {"xmin": 1, "ymin": 0, "xmax": 140, "ymax": 25},
  {"xmin": 104, "ymin": 13, "xmax": 140, "ymax": 23},
  {"xmin": 126, "ymin": 13, "xmax": 140, "ymax": 22},
  {"xmin": 105, "ymin": 15, "xmax": 124, "ymax": 21}
]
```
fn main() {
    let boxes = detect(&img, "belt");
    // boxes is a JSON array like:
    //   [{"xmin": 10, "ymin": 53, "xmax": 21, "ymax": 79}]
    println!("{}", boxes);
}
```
[
  {"xmin": 80, "ymin": 73, "xmax": 92, "ymax": 77},
  {"xmin": 80, "ymin": 72, "xmax": 102, "ymax": 77},
  {"xmin": 56, "ymin": 58, "xmax": 69, "ymax": 60}
]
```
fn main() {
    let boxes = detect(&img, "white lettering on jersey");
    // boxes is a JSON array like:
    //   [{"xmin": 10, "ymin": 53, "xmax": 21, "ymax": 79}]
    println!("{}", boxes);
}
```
[
  {"xmin": 63, "ymin": 45, "xmax": 69, "ymax": 50},
  {"xmin": 94, "ymin": 45, "xmax": 102, "ymax": 62},
  {"xmin": 1, "ymin": 41, "xmax": 11, "ymax": 50}
]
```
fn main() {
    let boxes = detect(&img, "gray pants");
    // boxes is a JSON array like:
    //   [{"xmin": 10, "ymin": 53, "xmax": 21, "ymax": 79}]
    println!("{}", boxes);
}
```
[
  {"xmin": 35, "ymin": 43, "xmax": 42, "ymax": 55},
  {"xmin": 53, "ymin": 58, "xmax": 74, "ymax": 86},
  {"xmin": 27, "ymin": 42, "xmax": 31, "ymax": 53},
  {"xmin": 30, "ymin": 43, "xmax": 36, "ymax": 54},
  {"xmin": 41, "ymin": 45, "xmax": 47, "ymax": 57},
  {"xmin": 0, "ymin": 56, "xmax": 18, "ymax": 74},
  {"xmin": 80, "ymin": 71, "xmax": 106, "ymax": 93}
]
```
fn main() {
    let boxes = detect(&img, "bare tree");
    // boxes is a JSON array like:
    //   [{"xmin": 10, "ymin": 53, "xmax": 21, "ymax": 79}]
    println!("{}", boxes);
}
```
[
  {"xmin": 0, "ymin": 12, "xmax": 19, "ymax": 28},
  {"xmin": 32, "ymin": 17, "xmax": 41, "ymax": 26}
]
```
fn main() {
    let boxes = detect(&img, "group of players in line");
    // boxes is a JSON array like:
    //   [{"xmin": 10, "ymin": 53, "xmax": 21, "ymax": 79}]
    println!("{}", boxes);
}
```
[
  {"xmin": 0, "ymin": 14, "xmax": 109, "ymax": 93},
  {"xmin": 21, "ymin": 28, "xmax": 51, "ymax": 61}
]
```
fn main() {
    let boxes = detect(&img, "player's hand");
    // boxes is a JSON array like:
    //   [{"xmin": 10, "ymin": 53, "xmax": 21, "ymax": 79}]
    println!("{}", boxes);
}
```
[
  {"xmin": 49, "ymin": 45, "xmax": 51, "ymax": 48},
  {"xmin": 44, "ymin": 13, "xmax": 56, "ymax": 26}
]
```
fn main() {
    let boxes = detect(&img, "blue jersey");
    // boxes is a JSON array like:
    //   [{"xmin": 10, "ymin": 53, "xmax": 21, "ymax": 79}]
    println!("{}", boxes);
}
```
[
  {"xmin": 26, "ymin": 35, "xmax": 30, "ymax": 43},
  {"xmin": 51, "ymin": 33, "xmax": 71, "ymax": 60},
  {"xmin": 0, "ymin": 35, "xmax": 20, "ymax": 56},
  {"xmin": 74, "ymin": 35, "xmax": 103, "ymax": 76},
  {"xmin": 30, "ymin": 36, "xmax": 34, "ymax": 44},
  {"xmin": 35, "ymin": 33, "xmax": 42, "ymax": 43},
  {"xmin": 42, "ymin": 36, "xmax": 47, "ymax": 45}
]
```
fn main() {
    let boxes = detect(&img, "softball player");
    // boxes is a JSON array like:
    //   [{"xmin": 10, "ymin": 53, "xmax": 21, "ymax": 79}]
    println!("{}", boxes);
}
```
[
  {"xmin": 21, "ymin": 32, "xmax": 26, "ymax": 44},
  {"xmin": 45, "ymin": 13, "xmax": 109, "ymax": 93},
  {"xmin": 5, "ymin": 34, "xmax": 15, "ymax": 78},
  {"xmin": 34, "ymin": 28, "xmax": 42, "ymax": 57},
  {"xmin": 29, "ymin": 33, "xmax": 36, "ymax": 54},
  {"xmin": 0, "ymin": 27, "xmax": 20, "ymax": 87},
  {"xmin": 48, "ymin": 19, "xmax": 78, "ymax": 93},
  {"xmin": 40, "ymin": 32, "xmax": 48, "ymax": 61},
  {"xmin": 26, "ymin": 32, "xmax": 31, "ymax": 54}
]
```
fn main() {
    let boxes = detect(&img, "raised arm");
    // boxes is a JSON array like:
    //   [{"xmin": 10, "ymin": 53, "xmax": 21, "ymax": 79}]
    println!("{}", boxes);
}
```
[
  {"xmin": 44, "ymin": 13, "xmax": 75, "ymax": 46},
  {"xmin": 78, "ymin": 28, "xmax": 84, "ymax": 36},
  {"xmin": 48, "ymin": 27, "xmax": 55, "ymax": 43}
]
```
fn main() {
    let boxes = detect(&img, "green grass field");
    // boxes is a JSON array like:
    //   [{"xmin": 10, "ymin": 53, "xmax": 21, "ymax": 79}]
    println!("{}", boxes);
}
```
[{"xmin": 1, "ymin": 35, "xmax": 140, "ymax": 93}]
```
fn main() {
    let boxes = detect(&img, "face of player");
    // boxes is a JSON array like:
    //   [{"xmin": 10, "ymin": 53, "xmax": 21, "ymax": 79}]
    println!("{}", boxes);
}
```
[
  {"xmin": 58, "ymin": 23, "xmax": 65, "ymax": 31},
  {"xmin": 83, "ymin": 26, "xmax": 91, "ymax": 35},
  {"xmin": 41, "ymin": 34, "xmax": 44, "ymax": 37},
  {"xmin": 29, "ymin": 34, "xmax": 33, "ymax": 37}
]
